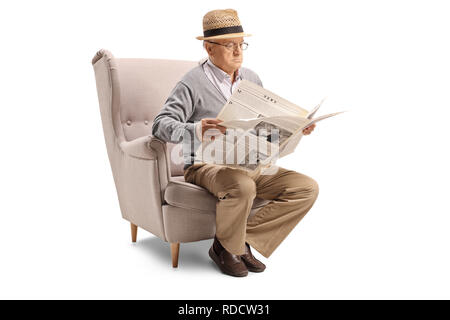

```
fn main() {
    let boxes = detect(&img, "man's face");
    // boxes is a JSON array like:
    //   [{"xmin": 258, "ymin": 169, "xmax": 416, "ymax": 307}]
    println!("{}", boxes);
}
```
[{"xmin": 204, "ymin": 37, "xmax": 245, "ymax": 75}]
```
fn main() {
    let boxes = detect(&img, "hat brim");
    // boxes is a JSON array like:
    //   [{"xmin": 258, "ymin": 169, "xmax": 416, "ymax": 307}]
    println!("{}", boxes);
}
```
[{"xmin": 196, "ymin": 32, "xmax": 252, "ymax": 40}]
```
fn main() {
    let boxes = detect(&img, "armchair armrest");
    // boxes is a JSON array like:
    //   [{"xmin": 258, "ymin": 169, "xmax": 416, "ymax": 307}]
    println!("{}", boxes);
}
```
[
  {"xmin": 115, "ymin": 134, "xmax": 170, "ymax": 240},
  {"xmin": 120, "ymin": 135, "xmax": 157, "ymax": 160},
  {"xmin": 120, "ymin": 135, "xmax": 171, "ymax": 200}
]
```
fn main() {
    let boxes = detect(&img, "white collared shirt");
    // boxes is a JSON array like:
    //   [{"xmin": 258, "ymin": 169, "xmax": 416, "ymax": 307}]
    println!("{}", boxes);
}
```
[
  {"xmin": 195, "ymin": 57, "xmax": 243, "ymax": 140},
  {"xmin": 203, "ymin": 57, "xmax": 242, "ymax": 101}
]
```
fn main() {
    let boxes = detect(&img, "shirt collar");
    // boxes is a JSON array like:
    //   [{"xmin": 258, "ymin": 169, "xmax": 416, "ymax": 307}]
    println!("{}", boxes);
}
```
[{"xmin": 206, "ymin": 57, "xmax": 242, "ymax": 83}]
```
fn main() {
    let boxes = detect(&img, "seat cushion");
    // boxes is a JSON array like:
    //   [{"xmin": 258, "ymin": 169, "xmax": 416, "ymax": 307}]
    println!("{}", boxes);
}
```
[{"xmin": 165, "ymin": 176, "xmax": 270, "ymax": 212}]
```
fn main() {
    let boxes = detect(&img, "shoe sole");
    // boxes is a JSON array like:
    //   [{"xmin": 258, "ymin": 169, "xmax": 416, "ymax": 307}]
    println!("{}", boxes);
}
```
[{"xmin": 209, "ymin": 246, "xmax": 248, "ymax": 277}]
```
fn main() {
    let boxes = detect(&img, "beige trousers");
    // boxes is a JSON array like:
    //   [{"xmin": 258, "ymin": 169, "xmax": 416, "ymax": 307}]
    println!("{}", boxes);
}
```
[{"xmin": 184, "ymin": 163, "xmax": 319, "ymax": 258}]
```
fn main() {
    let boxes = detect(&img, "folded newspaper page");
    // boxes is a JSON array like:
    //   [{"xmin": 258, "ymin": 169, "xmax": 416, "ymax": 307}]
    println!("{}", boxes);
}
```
[{"xmin": 193, "ymin": 79, "xmax": 344, "ymax": 172}]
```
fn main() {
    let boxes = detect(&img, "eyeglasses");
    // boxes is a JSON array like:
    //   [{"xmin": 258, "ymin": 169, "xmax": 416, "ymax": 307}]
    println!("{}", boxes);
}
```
[{"xmin": 205, "ymin": 40, "xmax": 249, "ymax": 51}]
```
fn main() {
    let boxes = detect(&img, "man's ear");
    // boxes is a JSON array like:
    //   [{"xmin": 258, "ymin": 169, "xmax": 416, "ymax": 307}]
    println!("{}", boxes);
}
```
[{"xmin": 204, "ymin": 41, "xmax": 212, "ymax": 54}]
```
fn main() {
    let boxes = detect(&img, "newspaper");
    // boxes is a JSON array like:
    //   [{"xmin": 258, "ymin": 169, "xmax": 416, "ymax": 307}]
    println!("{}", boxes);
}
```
[{"xmin": 193, "ymin": 79, "xmax": 344, "ymax": 172}]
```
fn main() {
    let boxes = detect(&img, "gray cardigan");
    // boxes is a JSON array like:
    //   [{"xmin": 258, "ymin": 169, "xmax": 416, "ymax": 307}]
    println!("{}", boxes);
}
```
[{"xmin": 151, "ymin": 59, "xmax": 263, "ymax": 170}]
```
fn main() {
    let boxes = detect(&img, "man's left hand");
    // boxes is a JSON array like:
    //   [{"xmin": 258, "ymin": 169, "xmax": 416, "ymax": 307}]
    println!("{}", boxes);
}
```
[{"xmin": 302, "ymin": 123, "xmax": 316, "ymax": 135}]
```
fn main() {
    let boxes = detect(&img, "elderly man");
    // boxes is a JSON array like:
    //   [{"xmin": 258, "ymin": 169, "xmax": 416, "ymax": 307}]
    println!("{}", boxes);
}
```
[{"xmin": 152, "ymin": 9, "xmax": 318, "ymax": 277}]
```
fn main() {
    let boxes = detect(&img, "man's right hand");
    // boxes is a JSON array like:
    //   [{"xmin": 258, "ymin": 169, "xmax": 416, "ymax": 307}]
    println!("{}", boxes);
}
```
[{"xmin": 200, "ymin": 118, "xmax": 227, "ymax": 141}]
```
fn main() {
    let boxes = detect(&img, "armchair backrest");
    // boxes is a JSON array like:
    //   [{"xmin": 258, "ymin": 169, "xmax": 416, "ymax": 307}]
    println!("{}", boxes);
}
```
[{"xmin": 91, "ymin": 49, "xmax": 197, "ymax": 176}]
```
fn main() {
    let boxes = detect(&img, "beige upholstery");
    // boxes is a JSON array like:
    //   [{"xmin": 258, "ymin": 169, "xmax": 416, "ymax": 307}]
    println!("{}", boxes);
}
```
[{"xmin": 91, "ymin": 49, "xmax": 270, "ymax": 248}]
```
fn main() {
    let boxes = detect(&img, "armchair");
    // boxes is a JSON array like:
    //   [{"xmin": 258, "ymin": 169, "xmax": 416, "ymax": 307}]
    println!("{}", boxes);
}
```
[{"xmin": 91, "ymin": 49, "xmax": 270, "ymax": 267}]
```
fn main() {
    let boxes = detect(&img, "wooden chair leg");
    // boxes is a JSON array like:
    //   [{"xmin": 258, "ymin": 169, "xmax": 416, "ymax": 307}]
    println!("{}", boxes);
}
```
[
  {"xmin": 171, "ymin": 243, "xmax": 180, "ymax": 268},
  {"xmin": 130, "ymin": 223, "xmax": 138, "ymax": 243}
]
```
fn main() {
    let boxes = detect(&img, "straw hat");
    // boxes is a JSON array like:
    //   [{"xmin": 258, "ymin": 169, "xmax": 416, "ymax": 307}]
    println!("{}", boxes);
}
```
[{"xmin": 196, "ymin": 9, "xmax": 252, "ymax": 40}]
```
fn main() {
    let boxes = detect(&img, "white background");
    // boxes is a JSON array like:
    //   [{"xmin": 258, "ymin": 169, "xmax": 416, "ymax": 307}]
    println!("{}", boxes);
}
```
[{"xmin": 1, "ymin": 0, "xmax": 449, "ymax": 299}]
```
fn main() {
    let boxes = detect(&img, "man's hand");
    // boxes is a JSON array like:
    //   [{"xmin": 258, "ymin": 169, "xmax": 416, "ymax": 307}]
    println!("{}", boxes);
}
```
[
  {"xmin": 201, "ymin": 118, "xmax": 227, "ymax": 141},
  {"xmin": 302, "ymin": 123, "xmax": 316, "ymax": 135}
]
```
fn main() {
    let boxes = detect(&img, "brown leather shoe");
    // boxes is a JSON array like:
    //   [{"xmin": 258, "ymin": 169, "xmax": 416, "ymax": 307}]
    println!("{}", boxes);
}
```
[
  {"xmin": 240, "ymin": 242, "xmax": 266, "ymax": 272},
  {"xmin": 208, "ymin": 236, "xmax": 248, "ymax": 277}
]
